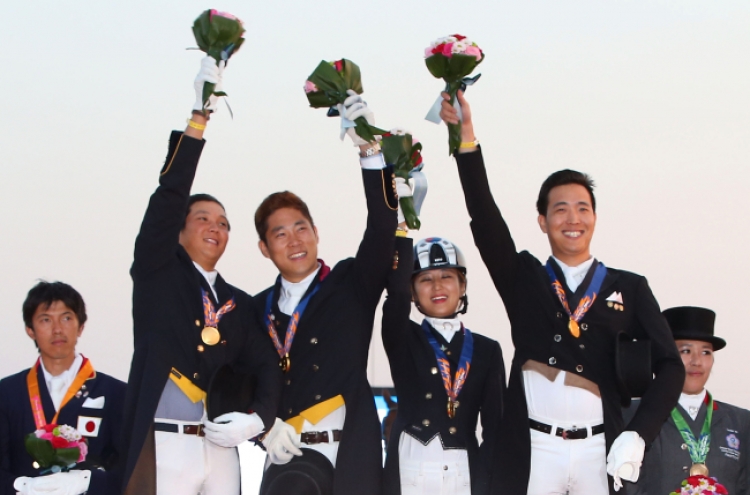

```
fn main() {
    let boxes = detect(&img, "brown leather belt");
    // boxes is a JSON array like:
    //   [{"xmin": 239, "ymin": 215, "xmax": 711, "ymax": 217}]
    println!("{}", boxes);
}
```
[
  {"xmin": 300, "ymin": 430, "xmax": 342, "ymax": 445},
  {"xmin": 529, "ymin": 419, "xmax": 604, "ymax": 440},
  {"xmin": 154, "ymin": 422, "xmax": 205, "ymax": 437}
]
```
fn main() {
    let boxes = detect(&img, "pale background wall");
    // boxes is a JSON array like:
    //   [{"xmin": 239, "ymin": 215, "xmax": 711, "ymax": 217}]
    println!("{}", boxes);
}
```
[{"xmin": 1, "ymin": 1, "xmax": 748, "ymax": 489}]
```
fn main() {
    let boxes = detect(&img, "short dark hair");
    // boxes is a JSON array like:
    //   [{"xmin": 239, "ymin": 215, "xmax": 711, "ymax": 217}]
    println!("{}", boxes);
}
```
[
  {"xmin": 536, "ymin": 169, "xmax": 596, "ymax": 216},
  {"xmin": 23, "ymin": 281, "xmax": 87, "ymax": 329},
  {"xmin": 255, "ymin": 191, "xmax": 315, "ymax": 243},
  {"xmin": 183, "ymin": 193, "xmax": 230, "ymax": 231}
]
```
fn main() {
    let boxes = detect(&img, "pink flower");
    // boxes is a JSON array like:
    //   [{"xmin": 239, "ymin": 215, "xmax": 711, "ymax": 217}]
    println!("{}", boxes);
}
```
[
  {"xmin": 465, "ymin": 45, "xmax": 482, "ymax": 61},
  {"xmin": 209, "ymin": 10, "xmax": 238, "ymax": 21},
  {"xmin": 424, "ymin": 46, "xmax": 434, "ymax": 58},
  {"xmin": 40, "ymin": 432, "xmax": 54, "ymax": 441},
  {"xmin": 441, "ymin": 43, "xmax": 454, "ymax": 57},
  {"xmin": 303, "ymin": 80, "xmax": 318, "ymax": 93},
  {"xmin": 77, "ymin": 441, "xmax": 88, "ymax": 463}
]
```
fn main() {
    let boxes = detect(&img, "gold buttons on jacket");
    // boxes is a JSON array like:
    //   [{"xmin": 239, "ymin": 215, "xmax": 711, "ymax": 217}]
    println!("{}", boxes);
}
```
[
  {"xmin": 422, "ymin": 419, "xmax": 430, "ymax": 427},
  {"xmin": 576, "ymin": 365, "xmax": 583, "ymax": 373},
  {"xmin": 195, "ymin": 320, "xmax": 201, "ymax": 327},
  {"xmin": 197, "ymin": 345, "xmax": 204, "ymax": 352},
  {"xmin": 449, "ymin": 427, "xmax": 457, "ymax": 435},
  {"xmin": 431, "ymin": 367, "xmax": 438, "ymax": 375},
  {"xmin": 549, "ymin": 357, "xmax": 557, "ymax": 365},
  {"xmin": 425, "ymin": 393, "xmax": 432, "ymax": 400}
]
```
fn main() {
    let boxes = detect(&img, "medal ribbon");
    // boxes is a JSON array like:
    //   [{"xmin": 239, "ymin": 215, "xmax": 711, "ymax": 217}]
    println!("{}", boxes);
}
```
[
  {"xmin": 421, "ymin": 320, "xmax": 474, "ymax": 405},
  {"xmin": 202, "ymin": 289, "xmax": 236, "ymax": 327},
  {"xmin": 264, "ymin": 261, "xmax": 330, "ymax": 359},
  {"xmin": 26, "ymin": 357, "xmax": 95, "ymax": 430},
  {"xmin": 545, "ymin": 259, "xmax": 607, "ymax": 325},
  {"xmin": 670, "ymin": 392, "xmax": 714, "ymax": 465}
]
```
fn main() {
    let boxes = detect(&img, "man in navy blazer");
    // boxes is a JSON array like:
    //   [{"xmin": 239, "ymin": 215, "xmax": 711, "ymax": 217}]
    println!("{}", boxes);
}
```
[{"xmin": 0, "ymin": 281, "xmax": 126, "ymax": 495}]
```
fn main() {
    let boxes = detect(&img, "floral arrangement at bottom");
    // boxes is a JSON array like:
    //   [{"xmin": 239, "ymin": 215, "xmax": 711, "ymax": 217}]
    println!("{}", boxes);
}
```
[
  {"xmin": 423, "ymin": 34, "xmax": 484, "ymax": 155},
  {"xmin": 670, "ymin": 475, "xmax": 728, "ymax": 495},
  {"xmin": 380, "ymin": 128, "xmax": 426, "ymax": 230},
  {"xmin": 25, "ymin": 424, "xmax": 88, "ymax": 474},
  {"xmin": 304, "ymin": 59, "xmax": 384, "ymax": 144}
]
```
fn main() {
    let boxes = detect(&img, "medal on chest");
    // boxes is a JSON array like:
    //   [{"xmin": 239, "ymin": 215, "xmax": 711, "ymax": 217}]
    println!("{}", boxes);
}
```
[
  {"xmin": 201, "ymin": 290, "xmax": 235, "ymax": 346},
  {"xmin": 671, "ymin": 393, "xmax": 715, "ymax": 478},
  {"xmin": 545, "ymin": 260, "xmax": 607, "ymax": 338},
  {"xmin": 421, "ymin": 321, "xmax": 473, "ymax": 419}
]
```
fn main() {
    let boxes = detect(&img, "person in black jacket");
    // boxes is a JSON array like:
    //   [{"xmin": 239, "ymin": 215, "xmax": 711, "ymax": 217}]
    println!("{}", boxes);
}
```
[
  {"xmin": 1, "ymin": 281, "xmax": 125, "ymax": 495},
  {"xmin": 628, "ymin": 306, "xmax": 750, "ymax": 495},
  {"xmin": 121, "ymin": 57, "xmax": 282, "ymax": 495},
  {"xmin": 439, "ymin": 91, "xmax": 684, "ymax": 495},
  {"xmin": 253, "ymin": 93, "xmax": 398, "ymax": 495},
  {"xmin": 381, "ymin": 234, "xmax": 504, "ymax": 495}
]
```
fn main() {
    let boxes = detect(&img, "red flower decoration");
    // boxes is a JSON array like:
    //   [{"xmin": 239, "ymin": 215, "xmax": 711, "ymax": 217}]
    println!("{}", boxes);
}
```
[
  {"xmin": 50, "ymin": 436, "xmax": 68, "ymax": 449},
  {"xmin": 43, "ymin": 424, "xmax": 57, "ymax": 433},
  {"xmin": 333, "ymin": 60, "xmax": 344, "ymax": 72},
  {"xmin": 453, "ymin": 34, "xmax": 466, "ymax": 40}
]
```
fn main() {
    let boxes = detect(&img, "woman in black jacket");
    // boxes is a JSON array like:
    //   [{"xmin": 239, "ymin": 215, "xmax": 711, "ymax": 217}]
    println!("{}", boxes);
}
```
[{"xmin": 382, "ymin": 234, "xmax": 505, "ymax": 495}]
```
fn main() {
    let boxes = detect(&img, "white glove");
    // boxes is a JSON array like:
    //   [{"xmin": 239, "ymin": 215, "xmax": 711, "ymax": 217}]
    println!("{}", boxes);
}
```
[
  {"xmin": 395, "ymin": 177, "xmax": 413, "ymax": 224},
  {"xmin": 606, "ymin": 431, "xmax": 645, "ymax": 491},
  {"xmin": 261, "ymin": 417, "xmax": 303, "ymax": 465},
  {"xmin": 14, "ymin": 470, "xmax": 91, "ymax": 495},
  {"xmin": 336, "ymin": 89, "xmax": 375, "ymax": 146},
  {"xmin": 203, "ymin": 411, "xmax": 265, "ymax": 448},
  {"xmin": 193, "ymin": 56, "xmax": 225, "ymax": 113}
]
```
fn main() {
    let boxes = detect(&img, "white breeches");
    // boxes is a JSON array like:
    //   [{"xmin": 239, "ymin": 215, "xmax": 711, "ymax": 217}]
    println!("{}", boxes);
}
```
[
  {"xmin": 154, "ymin": 419, "xmax": 240, "ymax": 495},
  {"xmin": 527, "ymin": 427, "xmax": 608, "ymax": 495},
  {"xmin": 398, "ymin": 433, "xmax": 471, "ymax": 495}
]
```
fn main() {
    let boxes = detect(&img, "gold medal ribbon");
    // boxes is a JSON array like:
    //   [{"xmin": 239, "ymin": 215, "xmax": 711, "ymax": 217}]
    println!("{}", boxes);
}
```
[{"xmin": 26, "ymin": 357, "xmax": 95, "ymax": 429}]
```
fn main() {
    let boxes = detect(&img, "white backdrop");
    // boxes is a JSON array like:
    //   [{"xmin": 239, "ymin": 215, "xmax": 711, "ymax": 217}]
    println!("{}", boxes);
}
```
[{"xmin": 1, "ymin": 2, "xmax": 749, "ymax": 487}]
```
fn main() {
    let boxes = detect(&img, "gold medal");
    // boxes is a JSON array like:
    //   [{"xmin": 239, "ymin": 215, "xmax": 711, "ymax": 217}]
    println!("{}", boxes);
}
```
[
  {"xmin": 568, "ymin": 319, "xmax": 580, "ymax": 338},
  {"xmin": 447, "ymin": 399, "xmax": 459, "ymax": 419},
  {"xmin": 689, "ymin": 463, "xmax": 709, "ymax": 476},
  {"xmin": 201, "ymin": 326, "xmax": 221, "ymax": 346},
  {"xmin": 279, "ymin": 354, "xmax": 291, "ymax": 373}
]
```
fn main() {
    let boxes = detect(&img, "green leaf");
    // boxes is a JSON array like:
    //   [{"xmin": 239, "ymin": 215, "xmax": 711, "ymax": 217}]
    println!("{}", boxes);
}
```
[
  {"xmin": 400, "ymin": 197, "xmax": 421, "ymax": 230},
  {"xmin": 341, "ymin": 59, "xmax": 363, "ymax": 95},
  {"xmin": 444, "ymin": 54, "xmax": 479, "ymax": 83},
  {"xmin": 25, "ymin": 435, "xmax": 55, "ymax": 468},
  {"xmin": 425, "ymin": 54, "xmax": 449, "ymax": 79},
  {"xmin": 53, "ymin": 447, "xmax": 81, "ymax": 466}
]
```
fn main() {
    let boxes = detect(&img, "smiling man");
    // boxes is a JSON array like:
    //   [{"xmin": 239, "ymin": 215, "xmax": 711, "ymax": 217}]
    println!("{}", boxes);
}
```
[
  {"xmin": 629, "ymin": 307, "xmax": 750, "ymax": 495},
  {"xmin": 439, "ymin": 91, "xmax": 684, "ymax": 495},
  {"xmin": 0, "ymin": 281, "xmax": 126, "ymax": 495},
  {"xmin": 253, "ymin": 94, "xmax": 397, "ymax": 495},
  {"xmin": 121, "ymin": 57, "xmax": 281, "ymax": 495}
]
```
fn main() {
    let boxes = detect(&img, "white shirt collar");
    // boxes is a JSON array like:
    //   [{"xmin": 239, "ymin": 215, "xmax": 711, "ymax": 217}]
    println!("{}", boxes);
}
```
[
  {"xmin": 552, "ymin": 255, "xmax": 595, "ymax": 293},
  {"xmin": 193, "ymin": 261, "xmax": 218, "ymax": 300},
  {"xmin": 424, "ymin": 317, "xmax": 462, "ymax": 343},
  {"xmin": 40, "ymin": 353, "xmax": 83, "ymax": 411},
  {"xmin": 278, "ymin": 264, "xmax": 321, "ymax": 315},
  {"xmin": 679, "ymin": 389, "xmax": 707, "ymax": 421}
]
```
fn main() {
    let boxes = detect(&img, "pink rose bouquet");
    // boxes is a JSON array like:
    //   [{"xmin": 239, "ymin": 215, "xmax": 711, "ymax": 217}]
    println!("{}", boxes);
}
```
[
  {"xmin": 424, "ymin": 34, "xmax": 484, "ymax": 154},
  {"xmin": 304, "ymin": 59, "xmax": 384, "ymax": 144},
  {"xmin": 381, "ymin": 129, "xmax": 426, "ymax": 230},
  {"xmin": 670, "ymin": 475, "xmax": 728, "ymax": 495},
  {"xmin": 25, "ymin": 424, "xmax": 88, "ymax": 474},
  {"xmin": 192, "ymin": 9, "xmax": 246, "ymax": 111}
]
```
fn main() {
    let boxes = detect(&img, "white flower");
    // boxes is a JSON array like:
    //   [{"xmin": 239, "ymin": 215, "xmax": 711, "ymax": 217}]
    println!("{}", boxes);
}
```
[
  {"xmin": 388, "ymin": 127, "xmax": 410, "ymax": 136},
  {"xmin": 57, "ymin": 425, "xmax": 82, "ymax": 442},
  {"xmin": 452, "ymin": 42, "xmax": 468, "ymax": 54}
]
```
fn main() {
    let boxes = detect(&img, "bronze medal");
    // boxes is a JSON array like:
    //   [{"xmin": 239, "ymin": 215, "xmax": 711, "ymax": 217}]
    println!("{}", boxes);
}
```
[
  {"xmin": 568, "ymin": 319, "xmax": 580, "ymax": 338},
  {"xmin": 279, "ymin": 354, "xmax": 291, "ymax": 373},
  {"xmin": 447, "ymin": 399, "xmax": 459, "ymax": 419},
  {"xmin": 201, "ymin": 326, "xmax": 221, "ymax": 346},
  {"xmin": 689, "ymin": 463, "xmax": 709, "ymax": 476}
]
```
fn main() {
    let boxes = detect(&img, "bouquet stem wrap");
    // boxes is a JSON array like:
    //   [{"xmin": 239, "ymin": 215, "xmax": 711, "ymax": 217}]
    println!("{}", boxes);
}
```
[
  {"xmin": 424, "ymin": 35, "xmax": 484, "ymax": 155},
  {"xmin": 192, "ymin": 10, "xmax": 245, "ymax": 112},
  {"xmin": 381, "ymin": 132, "xmax": 426, "ymax": 230},
  {"xmin": 305, "ymin": 59, "xmax": 385, "ymax": 144}
]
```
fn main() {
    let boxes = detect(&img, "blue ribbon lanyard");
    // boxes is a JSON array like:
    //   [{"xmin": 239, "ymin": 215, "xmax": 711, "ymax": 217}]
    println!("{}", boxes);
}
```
[
  {"xmin": 421, "ymin": 320, "xmax": 474, "ymax": 418},
  {"xmin": 544, "ymin": 260, "xmax": 607, "ymax": 338}
]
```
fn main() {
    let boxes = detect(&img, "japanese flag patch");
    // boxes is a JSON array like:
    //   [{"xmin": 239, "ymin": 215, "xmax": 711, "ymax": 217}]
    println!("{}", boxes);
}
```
[{"xmin": 77, "ymin": 416, "xmax": 102, "ymax": 437}]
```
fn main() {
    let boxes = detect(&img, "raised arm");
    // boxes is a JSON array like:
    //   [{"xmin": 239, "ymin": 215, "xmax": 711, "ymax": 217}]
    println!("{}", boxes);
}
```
[
  {"xmin": 439, "ymin": 91, "xmax": 520, "ymax": 300},
  {"xmin": 131, "ymin": 57, "xmax": 223, "ymax": 276},
  {"xmin": 382, "ymin": 236, "xmax": 414, "ymax": 352}
]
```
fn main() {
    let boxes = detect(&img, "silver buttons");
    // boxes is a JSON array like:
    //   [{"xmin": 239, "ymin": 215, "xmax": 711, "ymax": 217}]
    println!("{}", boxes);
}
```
[
  {"xmin": 312, "ymin": 364, "xmax": 319, "ymax": 371},
  {"xmin": 576, "ymin": 365, "xmax": 583, "ymax": 373},
  {"xmin": 288, "ymin": 408, "xmax": 293, "ymax": 415},
  {"xmin": 431, "ymin": 367, "xmax": 438, "ymax": 375},
  {"xmin": 549, "ymin": 357, "xmax": 557, "ymax": 365},
  {"xmin": 315, "ymin": 395, "xmax": 321, "ymax": 400},
  {"xmin": 193, "ymin": 373, "xmax": 200, "ymax": 380},
  {"xmin": 681, "ymin": 443, "xmax": 687, "ymax": 450},
  {"xmin": 556, "ymin": 312, "xmax": 563, "ymax": 319},
  {"xmin": 310, "ymin": 337, "xmax": 318, "ymax": 344},
  {"xmin": 581, "ymin": 323, "xmax": 588, "ymax": 331},
  {"xmin": 422, "ymin": 419, "xmax": 430, "ymax": 427},
  {"xmin": 285, "ymin": 379, "xmax": 291, "ymax": 385},
  {"xmin": 554, "ymin": 334, "xmax": 562, "ymax": 342},
  {"xmin": 443, "ymin": 465, "xmax": 448, "ymax": 470},
  {"xmin": 425, "ymin": 393, "xmax": 432, "ymax": 400},
  {"xmin": 449, "ymin": 427, "xmax": 457, "ymax": 434},
  {"xmin": 579, "ymin": 344, "xmax": 585, "ymax": 350}
]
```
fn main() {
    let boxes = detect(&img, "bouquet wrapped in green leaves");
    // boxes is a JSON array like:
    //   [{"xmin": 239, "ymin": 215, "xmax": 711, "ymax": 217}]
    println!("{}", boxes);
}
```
[
  {"xmin": 304, "ymin": 59, "xmax": 384, "ymax": 144},
  {"xmin": 381, "ymin": 129, "xmax": 427, "ymax": 230},
  {"xmin": 192, "ymin": 9, "xmax": 245, "ymax": 112},
  {"xmin": 424, "ymin": 34, "xmax": 484, "ymax": 154},
  {"xmin": 25, "ymin": 424, "xmax": 87, "ymax": 474}
]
